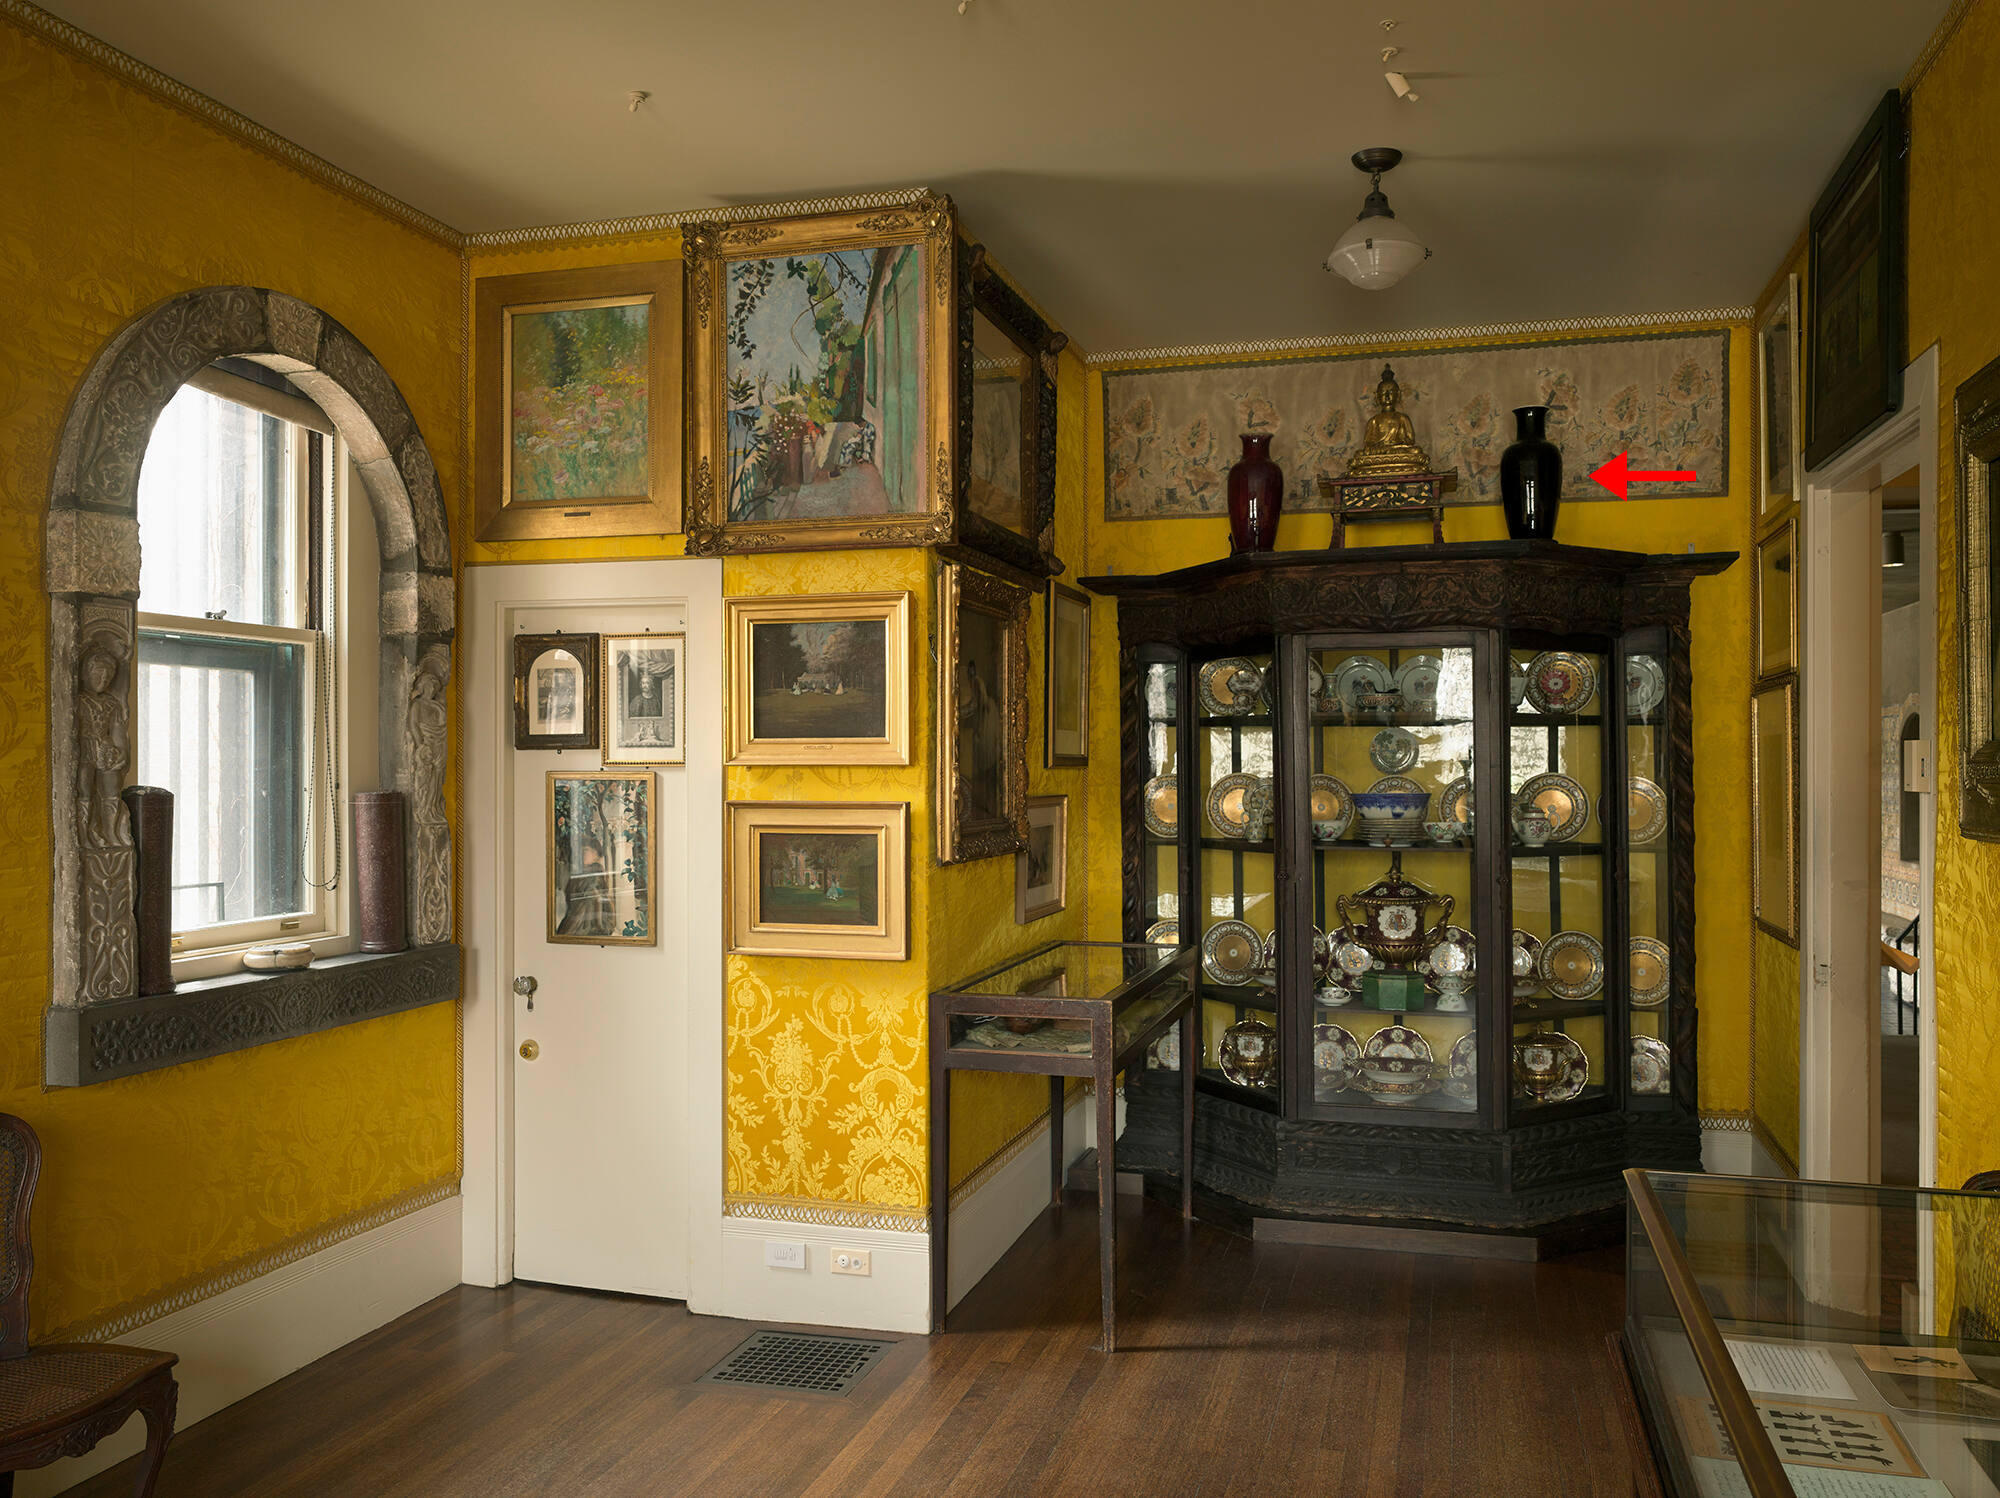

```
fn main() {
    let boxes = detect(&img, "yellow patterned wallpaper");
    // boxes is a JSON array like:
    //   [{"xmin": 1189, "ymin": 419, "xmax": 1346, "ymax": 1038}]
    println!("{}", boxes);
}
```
[
  {"xmin": 0, "ymin": 18, "xmax": 461, "ymax": 1336},
  {"xmin": 1910, "ymin": 0, "xmax": 2000, "ymax": 1196},
  {"xmin": 1082, "ymin": 323, "xmax": 1757, "ymax": 1120}
]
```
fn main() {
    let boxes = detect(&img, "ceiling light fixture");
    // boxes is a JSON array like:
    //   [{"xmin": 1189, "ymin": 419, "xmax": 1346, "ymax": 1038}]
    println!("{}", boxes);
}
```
[{"xmin": 1324, "ymin": 148, "xmax": 1431, "ymax": 291}]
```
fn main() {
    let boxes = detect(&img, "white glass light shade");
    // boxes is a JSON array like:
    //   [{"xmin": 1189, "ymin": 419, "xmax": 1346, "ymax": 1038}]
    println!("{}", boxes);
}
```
[{"xmin": 1324, "ymin": 215, "xmax": 1430, "ymax": 290}]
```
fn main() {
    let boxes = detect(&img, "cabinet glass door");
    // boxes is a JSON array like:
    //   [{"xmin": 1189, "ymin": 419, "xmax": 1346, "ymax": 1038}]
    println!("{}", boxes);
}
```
[
  {"xmin": 1621, "ymin": 630, "xmax": 1675, "ymax": 1109},
  {"xmin": 1303, "ymin": 636, "xmax": 1482, "ymax": 1120}
]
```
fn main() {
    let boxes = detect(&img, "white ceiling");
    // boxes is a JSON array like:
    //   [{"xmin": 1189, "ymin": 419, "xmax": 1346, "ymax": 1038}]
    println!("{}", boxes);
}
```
[{"xmin": 43, "ymin": 0, "xmax": 1947, "ymax": 353}]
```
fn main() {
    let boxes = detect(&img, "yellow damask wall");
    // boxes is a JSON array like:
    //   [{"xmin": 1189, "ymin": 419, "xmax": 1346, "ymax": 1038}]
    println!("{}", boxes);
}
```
[
  {"xmin": 1909, "ymin": 0, "xmax": 2000, "ymax": 1197},
  {"xmin": 1080, "ymin": 323, "xmax": 1757, "ymax": 1121},
  {"xmin": 0, "ymin": 18, "xmax": 461, "ymax": 1336}
]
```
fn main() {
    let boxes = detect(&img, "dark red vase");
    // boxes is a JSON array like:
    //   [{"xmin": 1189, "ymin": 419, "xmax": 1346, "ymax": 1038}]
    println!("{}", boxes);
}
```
[{"xmin": 1227, "ymin": 434, "xmax": 1283, "ymax": 554}]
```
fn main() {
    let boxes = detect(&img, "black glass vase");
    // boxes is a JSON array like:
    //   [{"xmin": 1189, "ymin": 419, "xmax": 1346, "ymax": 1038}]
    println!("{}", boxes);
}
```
[{"xmin": 1500, "ymin": 405, "xmax": 1562, "ymax": 539}]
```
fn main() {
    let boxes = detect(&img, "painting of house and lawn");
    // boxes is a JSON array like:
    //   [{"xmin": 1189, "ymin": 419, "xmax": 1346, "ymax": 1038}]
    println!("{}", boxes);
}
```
[
  {"xmin": 757, "ymin": 832, "xmax": 881, "ymax": 927},
  {"xmin": 725, "ymin": 245, "xmax": 927, "ymax": 523}
]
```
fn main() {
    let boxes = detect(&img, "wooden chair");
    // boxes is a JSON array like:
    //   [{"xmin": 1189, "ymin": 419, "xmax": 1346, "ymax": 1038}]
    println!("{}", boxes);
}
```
[{"xmin": 0, "ymin": 1115, "xmax": 178, "ymax": 1496}]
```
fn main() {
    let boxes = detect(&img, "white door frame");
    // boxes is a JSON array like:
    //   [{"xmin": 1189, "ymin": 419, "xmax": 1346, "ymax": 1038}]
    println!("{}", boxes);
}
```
[
  {"xmin": 460, "ymin": 559, "xmax": 724, "ymax": 1312},
  {"xmin": 1798, "ymin": 344, "xmax": 1938, "ymax": 1188}
]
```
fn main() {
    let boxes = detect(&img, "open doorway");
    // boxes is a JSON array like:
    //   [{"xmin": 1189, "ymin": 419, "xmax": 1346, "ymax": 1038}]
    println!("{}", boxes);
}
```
[{"xmin": 1877, "ymin": 469, "xmax": 1922, "ymax": 1187}]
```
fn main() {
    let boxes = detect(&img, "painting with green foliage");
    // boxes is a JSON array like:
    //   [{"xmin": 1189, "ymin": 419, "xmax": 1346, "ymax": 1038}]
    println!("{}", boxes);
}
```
[
  {"xmin": 510, "ymin": 299, "xmax": 650, "ymax": 504},
  {"xmin": 725, "ymin": 246, "xmax": 926, "ymax": 523},
  {"xmin": 757, "ymin": 832, "xmax": 879, "ymax": 927}
]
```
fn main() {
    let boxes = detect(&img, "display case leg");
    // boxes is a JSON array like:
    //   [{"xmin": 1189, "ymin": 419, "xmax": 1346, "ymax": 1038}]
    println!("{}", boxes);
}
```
[
  {"xmin": 1179, "ymin": 1008, "xmax": 1196, "ymax": 1221},
  {"xmin": 930, "ymin": 1062, "xmax": 950, "ymax": 1334},
  {"xmin": 1096, "ymin": 1052, "xmax": 1118, "ymax": 1352},
  {"xmin": 1049, "ymin": 1075, "xmax": 1065, "ymax": 1208}
]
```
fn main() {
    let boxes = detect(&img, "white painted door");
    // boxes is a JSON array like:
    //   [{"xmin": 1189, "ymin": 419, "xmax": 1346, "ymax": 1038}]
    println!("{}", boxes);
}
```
[{"xmin": 510, "ymin": 598, "xmax": 689, "ymax": 1297}]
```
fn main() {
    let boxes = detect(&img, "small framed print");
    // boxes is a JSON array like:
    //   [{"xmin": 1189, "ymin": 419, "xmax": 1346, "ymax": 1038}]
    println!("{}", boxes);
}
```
[
  {"xmin": 1754, "ymin": 520, "xmax": 1797, "ymax": 681},
  {"xmin": 1016, "ymin": 795, "xmax": 1067, "ymax": 924},
  {"xmin": 514, "ymin": 633, "xmax": 599, "ymax": 750},
  {"xmin": 548, "ymin": 771, "xmax": 655, "ymax": 945},
  {"xmin": 726, "ymin": 593, "xmax": 911, "ymax": 765},
  {"xmin": 603, "ymin": 633, "xmax": 685, "ymax": 765},
  {"xmin": 727, "ymin": 802, "xmax": 908, "ymax": 960},
  {"xmin": 1045, "ymin": 581, "xmax": 1090, "ymax": 767}
]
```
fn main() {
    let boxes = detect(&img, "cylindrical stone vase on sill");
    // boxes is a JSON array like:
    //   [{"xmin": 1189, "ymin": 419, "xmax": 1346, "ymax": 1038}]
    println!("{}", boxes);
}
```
[
  {"xmin": 1500, "ymin": 405, "xmax": 1563, "ymax": 540},
  {"xmin": 122, "ymin": 785, "xmax": 175, "ymax": 996},
  {"xmin": 353, "ymin": 790, "xmax": 409, "ymax": 953},
  {"xmin": 1226, "ymin": 433, "xmax": 1284, "ymax": 555}
]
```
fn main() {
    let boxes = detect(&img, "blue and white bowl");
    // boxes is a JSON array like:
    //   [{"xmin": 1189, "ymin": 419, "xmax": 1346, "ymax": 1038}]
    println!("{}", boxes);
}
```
[{"xmin": 1351, "ymin": 790, "xmax": 1430, "ymax": 846}]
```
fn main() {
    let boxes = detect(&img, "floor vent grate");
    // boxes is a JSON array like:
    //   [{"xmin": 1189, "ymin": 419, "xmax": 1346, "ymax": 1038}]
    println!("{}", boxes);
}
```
[{"xmin": 694, "ymin": 1330, "xmax": 897, "ymax": 1397}]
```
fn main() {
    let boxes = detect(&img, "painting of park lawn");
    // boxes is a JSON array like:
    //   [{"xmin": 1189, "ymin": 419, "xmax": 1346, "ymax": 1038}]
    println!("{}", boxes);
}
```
[
  {"xmin": 509, "ymin": 299, "xmax": 651, "ymax": 503},
  {"xmin": 757, "ymin": 832, "xmax": 880, "ymax": 928},
  {"xmin": 725, "ymin": 246, "xmax": 928, "ymax": 523},
  {"xmin": 750, "ymin": 617, "xmax": 888, "ymax": 743}
]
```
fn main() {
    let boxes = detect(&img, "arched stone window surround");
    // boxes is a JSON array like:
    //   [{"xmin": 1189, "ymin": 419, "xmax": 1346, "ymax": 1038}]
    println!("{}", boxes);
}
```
[{"xmin": 45, "ymin": 286, "xmax": 455, "ymax": 1021}]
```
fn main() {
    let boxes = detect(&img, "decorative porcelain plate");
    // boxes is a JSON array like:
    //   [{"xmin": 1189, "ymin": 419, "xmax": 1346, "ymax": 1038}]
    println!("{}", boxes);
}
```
[
  {"xmin": 1629, "ymin": 937, "xmax": 1670, "ymax": 1008},
  {"xmin": 1508, "ymin": 656, "xmax": 1531, "ymax": 709},
  {"xmin": 1201, "ymin": 919, "xmax": 1264, "ymax": 986},
  {"xmin": 1513, "ymin": 1030, "xmax": 1589, "ymax": 1104},
  {"xmin": 1312, "ymin": 1023, "xmax": 1361, "ymax": 1084},
  {"xmin": 1306, "ymin": 658, "xmax": 1328, "ymax": 715},
  {"xmin": 1425, "ymin": 925, "xmax": 1477, "ymax": 980},
  {"xmin": 1331, "ymin": 655, "xmax": 1395, "ymax": 712},
  {"xmin": 1361, "ymin": 1022, "xmax": 1434, "ymax": 1077},
  {"xmin": 1206, "ymin": 771, "xmax": 1273, "ymax": 839},
  {"xmin": 1626, "ymin": 654, "xmax": 1666, "ymax": 719},
  {"xmin": 1628, "ymin": 776, "xmax": 1668, "ymax": 845},
  {"xmin": 1262, "ymin": 926, "xmax": 1331, "ymax": 981},
  {"xmin": 1310, "ymin": 774, "xmax": 1354, "ymax": 840},
  {"xmin": 1149, "ymin": 1024, "xmax": 1181, "ymax": 1071},
  {"xmin": 1394, "ymin": 653, "xmax": 1443, "ymax": 712},
  {"xmin": 1198, "ymin": 657, "xmax": 1265, "ymax": 716},
  {"xmin": 1369, "ymin": 726, "xmax": 1420, "ymax": 774},
  {"xmin": 1524, "ymin": 651, "xmax": 1598, "ymax": 715},
  {"xmin": 1539, "ymin": 930, "xmax": 1607, "ymax": 1001},
  {"xmin": 1142, "ymin": 774, "xmax": 1179, "ymax": 839},
  {"xmin": 1331, "ymin": 933, "xmax": 1376, "ymax": 982},
  {"xmin": 1630, "ymin": 1035, "xmax": 1672, "ymax": 1096},
  {"xmin": 1367, "ymin": 774, "xmax": 1424, "ymax": 798},
  {"xmin": 1444, "ymin": 1032, "xmax": 1479, "ymax": 1105},
  {"xmin": 1438, "ymin": 776, "xmax": 1474, "ymax": 829},
  {"xmin": 1510, "ymin": 929, "xmax": 1543, "ymax": 998},
  {"xmin": 1144, "ymin": 917, "xmax": 1179, "ymax": 948},
  {"xmin": 1348, "ymin": 1072, "xmax": 1443, "ymax": 1105},
  {"xmin": 1517, "ymin": 772, "xmax": 1591, "ymax": 842}
]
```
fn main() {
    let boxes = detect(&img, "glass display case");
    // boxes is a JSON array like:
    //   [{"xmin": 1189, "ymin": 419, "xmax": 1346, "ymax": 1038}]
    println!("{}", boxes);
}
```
[
  {"xmin": 1091, "ymin": 542, "xmax": 1733, "ymax": 1234},
  {"xmin": 1626, "ymin": 1169, "xmax": 2000, "ymax": 1497}
]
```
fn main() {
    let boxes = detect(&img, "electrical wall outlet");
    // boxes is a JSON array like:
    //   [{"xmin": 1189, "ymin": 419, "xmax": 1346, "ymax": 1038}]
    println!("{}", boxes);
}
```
[
  {"xmin": 764, "ymin": 1239, "xmax": 807, "ymax": 1270},
  {"xmin": 831, "ymin": 1249, "xmax": 872, "ymax": 1277}
]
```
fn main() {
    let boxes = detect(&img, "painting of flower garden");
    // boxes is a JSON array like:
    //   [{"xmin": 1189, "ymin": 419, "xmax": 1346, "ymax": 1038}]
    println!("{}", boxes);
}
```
[
  {"xmin": 724, "ymin": 245, "xmax": 926, "ymax": 524},
  {"xmin": 508, "ymin": 298, "xmax": 650, "ymax": 504}
]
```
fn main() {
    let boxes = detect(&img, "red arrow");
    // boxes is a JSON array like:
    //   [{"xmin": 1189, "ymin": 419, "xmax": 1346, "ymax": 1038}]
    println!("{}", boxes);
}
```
[{"xmin": 1589, "ymin": 451, "xmax": 1697, "ymax": 500}]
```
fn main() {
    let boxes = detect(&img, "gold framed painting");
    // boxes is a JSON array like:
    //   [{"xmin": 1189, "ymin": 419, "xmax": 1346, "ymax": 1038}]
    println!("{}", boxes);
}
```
[
  {"xmin": 936, "ymin": 563, "xmax": 1030, "ymax": 864},
  {"xmin": 602, "ymin": 632, "xmax": 685, "ymax": 766},
  {"xmin": 1045, "ymin": 580, "xmax": 1090, "ymax": 767},
  {"xmin": 1751, "ymin": 680, "xmax": 1798, "ymax": 945},
  {"xmin": 727, "ymin": 802, "xmax": 909, "ymax": 960},
  {"xmin": 474, "ymin": 261, "xmax": 681, "ymax": 542},
  {"xmin": 1016, "ymin": 795, "xmax": 1068, "ymax": 924},
  {"xmin": 548, "ymin": 771, "xmax": 656, "ymax": 946},
  {"xmin": 1754, "ymin": 519, "xmax": 1797, "ymax": 681},
  {"xmin": 725, "ymin": 593, "xmax": 911, "ymax": 765},
  {"xmin": 1757, "ymin": 273, "xmax": 1801, "ymax": 526},
  {"xmin": 683, "ymin": 195, "xmax": 959, "ymax": 556}
]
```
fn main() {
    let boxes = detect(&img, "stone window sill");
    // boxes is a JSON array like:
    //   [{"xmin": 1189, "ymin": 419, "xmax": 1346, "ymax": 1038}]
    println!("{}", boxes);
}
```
[{"xmin": 44, "ymin": 945, "xmax": 461, "ymax": 1087}]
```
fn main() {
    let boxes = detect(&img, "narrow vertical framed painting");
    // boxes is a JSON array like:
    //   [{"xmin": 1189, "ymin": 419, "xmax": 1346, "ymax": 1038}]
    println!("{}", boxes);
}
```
[
  {"xmin": 514, "ymin": 633, "xmax": 599, "ymax": 750},
  {"xmin": 726, "ymin": 802, "xmax": 909, "ymax": 960},
  {"xmin": 724, "ymin": 593, "xmax": 911, "ymax": 765},
  {"xmin": 602, "ymin": 633, "xmax": 685, "ymax": 766},
  {"xmin": 1044, "ymin": 580, "xmax": 1090, "ymax": 767},
  {"xmin": 683, "ymin": 195, "xmax": 959, "ymax": 556},
  {"xmin": 936, "ymin": 563, "xmax": 1030, "ymax": 865},
  {"xmin": 1754, "ymin": 521, "xmax": 1797, "ymax": 682},
  {"xmin": 1751, "ymin": 681, "xmax": 1798, "ymax": 945},
  {"xmin": 474, "ymin": 261, "xmax": 681, "ymax": 542},
  {"xmin": 1757, "ymin": 274, "xmax": 1800, "ymax": 525},
  {"xmin": 1016, "ymin": 795, "xmax": 1068, "ymax": 924},
  {"xmin": 548, "ymin": 771, "xmax": 656, "ymax": 946}
]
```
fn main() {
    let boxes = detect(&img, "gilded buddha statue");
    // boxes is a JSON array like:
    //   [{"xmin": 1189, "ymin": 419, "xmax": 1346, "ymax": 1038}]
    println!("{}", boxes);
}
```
[{"xmin": 1346, "ymin": 364, "xmax": 1432, "ymax": 477}]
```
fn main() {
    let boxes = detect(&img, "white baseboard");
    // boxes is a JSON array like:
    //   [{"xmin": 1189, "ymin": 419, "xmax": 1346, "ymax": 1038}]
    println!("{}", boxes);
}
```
[
  {"xmin": 1702, "ymin": 1122, "xmax": 1793, "ymax": 1178},
  {"xmin": 946, "ymin": 1087, "xmax": 1099, "ymax": 1311},
  {"xmin": 25, "ymin": 1194, "xmax": 463, "ymax": 1498}
]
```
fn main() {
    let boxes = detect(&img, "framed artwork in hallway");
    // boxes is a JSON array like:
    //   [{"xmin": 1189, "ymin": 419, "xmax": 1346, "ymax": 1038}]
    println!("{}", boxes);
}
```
[
  {"xmin": 601, "ymin": 633, "xmax": 685, "ymax": 766},
  {"xmin": 514, "ymin": 633, "xmax": 599, "ymax": 751},
  {"xmin": 547, "ymin": 771, "xmax": 656, "ymax": 946},
  {"xmin": 936, "ymin": 563, "xmax": 1030, "ymax": 864},
  {"xmin": 724, "ymin": 593, "xmax": 911, "ymax": 765},
  {"xmin": 726, "ymin": 802, "xmax": 908, "ymax": 960},
  {"xmin": 1756, "ymin": 274, "xmax": 1800, "ymax": 525},
  {"xmin": 1751, "ymin": 680, "xmax": 1798, "ymax": 943}
]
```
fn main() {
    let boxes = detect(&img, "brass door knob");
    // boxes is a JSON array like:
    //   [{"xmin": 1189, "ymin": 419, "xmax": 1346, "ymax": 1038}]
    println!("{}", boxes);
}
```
[{"xmin": 519, "ymin": 1040, "xmax": 540, "ymax": 1061}]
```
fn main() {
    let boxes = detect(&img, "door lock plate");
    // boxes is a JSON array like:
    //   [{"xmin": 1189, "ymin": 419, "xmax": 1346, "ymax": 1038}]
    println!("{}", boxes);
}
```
[{"xmin": 519, "ymin": 1039, "xmax": 540, "ymax": 1060}]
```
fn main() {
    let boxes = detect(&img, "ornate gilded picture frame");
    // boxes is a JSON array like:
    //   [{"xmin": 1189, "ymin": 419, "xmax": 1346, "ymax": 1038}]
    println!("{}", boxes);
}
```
[
  {"xmin": 1757, "ymin": 274, "xmax": 1800, "ymax": 525},
  {"xmin": 936, "ymin": 563, "xmax": 1030, "ymax": 864},
  {"xmin": 724, "ymin": 592, "xmax": 912, "ymax": 766},
  {"xmin": 1955, "ymin": 353, "xmax": 2000, "ymax": 840},
  {"xmin": 726, "ymin": 801, "xmax": 909, "ymax": 960},
  {"xmin": 947, "ymin": 241, "xmax": 1065, "ymax": 583},
  {"xmin": 1754, "ymin": 520, "xmax": 1797, "ymax": 682},
  {"xmin": 548, "ymin": 770, "xmax": 656, "ymax": 946},
  {"xmin": 683, "ymin": 196, "xmax": 959, "ymax": 556},
  {"xmin": 1751, "ymin": 680, "xmax": 1798, "ymax": 944},
  {"xmin": 473, "ymin": 261, "xmax": 682, "ymax": 542}
]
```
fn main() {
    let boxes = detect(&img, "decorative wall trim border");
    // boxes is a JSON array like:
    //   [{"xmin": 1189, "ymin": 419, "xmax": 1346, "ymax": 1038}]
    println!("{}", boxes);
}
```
[
  {"xmin": 0, "ymin": 0, "xmax": 460, "ymax": 248},
  {"xmin": 1698, "ymin": 1109, "xmax": 1754, "ymax": 1133},
  {"xmin": 722, "ymin": 1195, "xmax": 929, "ymax": 1233},
  {"xmin": 1085, "ymin": 306, "xmax": 1756, "ymax": 367},
  {"xmin": 462, "ymin": 187, "xmax": 936, "ymax": 251},
  {"xmin": 42, "ymin": 1176, "xmax": 460, "ymax": 1345},
  {"xmin": 45, "ymin": 946, "xmax": 462, "ymax": 1086},
  {"xmin": 1903, "ymin": 0, "xmax": 1978, "ymax": 94}
]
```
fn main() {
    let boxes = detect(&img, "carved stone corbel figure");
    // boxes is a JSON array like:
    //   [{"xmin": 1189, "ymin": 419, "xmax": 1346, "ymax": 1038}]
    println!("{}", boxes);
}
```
[{"xmin": 76, "ymin": 634, "xmax": 133, "ymax": 850}]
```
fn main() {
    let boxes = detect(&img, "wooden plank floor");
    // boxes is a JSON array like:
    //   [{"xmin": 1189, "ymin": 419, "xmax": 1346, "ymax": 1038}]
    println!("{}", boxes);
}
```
[{"xmin": 69, "ymin": 1192, "xmax": 1643, "ymax": 1497}]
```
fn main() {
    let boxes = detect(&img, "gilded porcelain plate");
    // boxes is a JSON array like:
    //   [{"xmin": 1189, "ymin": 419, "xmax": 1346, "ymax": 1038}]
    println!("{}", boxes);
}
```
[
  {"xmin": 1517, "ymin": 772, "xmax": 1590, "ymax": 842},
  {"xmin": 1425, "ymin": 925, "xmax": 1476, "ymax": 979},
  {"xmin": 1144, "ymin": 917, "xmax": 1180, "ymax": 948},
  {"xmin": 1370, "ymin": 726, "xmax": 1420, "ymax": 774},
  {"xmin": 1331, "ymin": 654, "xmax": 1395, "ymax": 712},
  {"xmin": 1367, "ymin": 774, "xmax": 1424, "ymax": 798},
  {"xmin": 1439, "ymin": 776, "xmax": 1474, "ymax": 829},
  {"xmin": 1198, "ymin": 656, "xmax": 1265, "ymax": 716},
  {"xmin": 1524, "ymin": 651, "xmax": 1597, "ymax": 715},
  {"xmin": 1630, "ymin": 1035, "xmax": 1671, "ymax": 1096},
  {"xmin": 1445, "ymin": 1031, "xmax": 1479, "ymax": 1105},
  {"xmin": 1628, "ymin": 776, "xmax": 1668, "ymax": 845},
  {"xmin": 1206, "ymin": 771, "xmax": 1274, "ymax": 839},
  {"xmin": 1360, "ymin": 1023, "xmax": 1434, "ymax": 1085},
  {"xmin": 1510, "ymin": 929, "xmax": 1543, "ymax": 998},
  {"xmin": 1331, "ymin": 932, "xmax": 1375, "ymax": 981},
  {"xmin": 1313, "ymin": 1023, "xmax": 1361, "ymax": 1085},
  {"xmin": 1394, "ymin": 654, "xmax": 1443, "ymax": 712},
  {"xmin": 1201, "ymin": 919, "xmax": 1264, "ymax": 986},
  {"xmin": 1539, "ymin": 930, "xmax": 1606, "ymax": 1001},
  {"xmin": 1513, "ymin": 1030, "xmax": 1589, "ymax": 1104},
  {"xmin": 1629, "ymin": 937, "xmax": 1670, "ymax": 1008},
  {"xmin": 1626, "ymin": 654, "xmax": 1666, "ymax": 719},
  {"xmin": 1142, "ymin": 774, "xmax": 1179, "ymax": 839},
  {"xmin": 1310, "ymin": 774, "xmax": 1354, "ymax": 840},
  {"xmin": 1262, "ymin": 926, "xmax": 1331, "ymax": 980}
]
